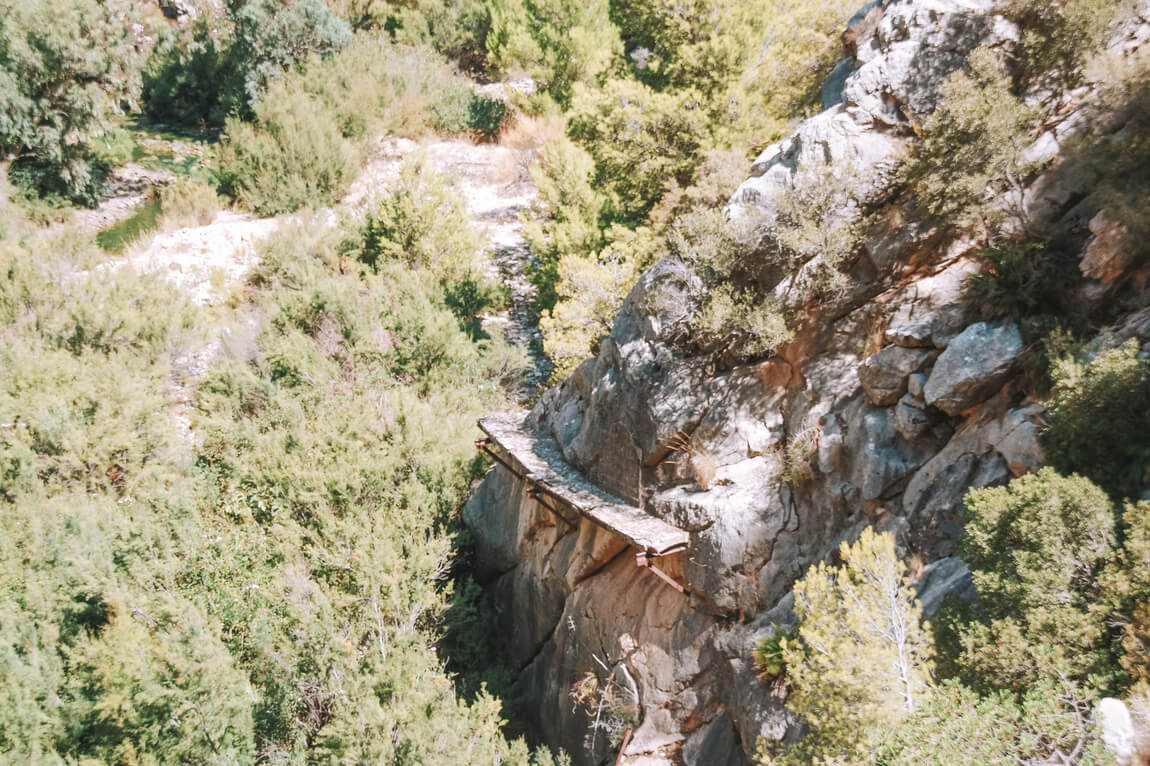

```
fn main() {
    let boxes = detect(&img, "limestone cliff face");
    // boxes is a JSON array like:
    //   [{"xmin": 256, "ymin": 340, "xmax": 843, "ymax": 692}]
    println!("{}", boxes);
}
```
[{"xmin": 464, "ymin": 1, "xmax": 1150, "ymax": 763}]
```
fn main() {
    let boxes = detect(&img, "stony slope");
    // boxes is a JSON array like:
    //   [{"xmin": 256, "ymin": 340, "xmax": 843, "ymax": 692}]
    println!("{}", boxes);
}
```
[{"xmin": 463, "ymin": 1, "xmax": 1150, "ymax": 763}]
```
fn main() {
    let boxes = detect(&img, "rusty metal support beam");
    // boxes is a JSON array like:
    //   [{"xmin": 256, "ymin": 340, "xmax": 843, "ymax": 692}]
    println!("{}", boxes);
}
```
[
  {"xmin": 478, "ymin": 440, "xmax": 579, "ymax": 531},
  {"xmin": 615, "ymin": 727, "xmax": 633, "ymax": 765},
  {"xmin": 635, "ymin": 552, "xmax": 690, "ymax": 596},
  {"xmin": 526, "ymin": 484, "xmax": 578, "ymax": 531}
]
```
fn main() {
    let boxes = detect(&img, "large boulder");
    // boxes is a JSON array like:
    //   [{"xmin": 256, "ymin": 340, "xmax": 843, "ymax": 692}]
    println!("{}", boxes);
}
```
[
  {"xmin": 858, "ymin": 346, "xmax": 933, "ymax": 405},
  {"xmin": 923, "ymin": 322, "xmax": 1023, "ymax": 415}
]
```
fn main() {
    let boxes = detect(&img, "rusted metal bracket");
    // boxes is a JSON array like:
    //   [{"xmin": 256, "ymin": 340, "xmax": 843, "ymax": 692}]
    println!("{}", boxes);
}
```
[
  {"xmin": 635, "ymin": 552, "xmax": 690, "ymax": 596},
  {"xmin": 615, "ymin": 727, "xmax": 633, "ymax": 765},
  {"xmin": 477, "ymin": 439, "xmax": 578, "ymax": 531}
]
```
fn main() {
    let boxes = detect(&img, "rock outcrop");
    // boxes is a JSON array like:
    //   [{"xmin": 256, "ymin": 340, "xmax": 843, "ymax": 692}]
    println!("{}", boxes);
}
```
[{"xmin": 463, "ymin": 1, "xmax": 1150, "ymax": 763}]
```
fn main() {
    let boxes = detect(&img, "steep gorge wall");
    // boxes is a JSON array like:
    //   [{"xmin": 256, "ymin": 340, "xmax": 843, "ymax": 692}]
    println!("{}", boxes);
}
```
[{"xmin": 464, "ymin": 1, "xmax": 1150, "ymax": 762}]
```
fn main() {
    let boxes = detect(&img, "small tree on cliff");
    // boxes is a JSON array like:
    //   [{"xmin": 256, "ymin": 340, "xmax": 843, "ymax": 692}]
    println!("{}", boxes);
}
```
[{"xmin": 764, "ymin": 528, "xmax": 935, "ymax": 763}]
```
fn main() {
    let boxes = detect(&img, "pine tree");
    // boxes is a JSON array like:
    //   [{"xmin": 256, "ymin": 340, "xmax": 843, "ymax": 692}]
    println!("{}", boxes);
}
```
[{"xmin": 775, "ymin": 528, "xmax": 935, "ymax": 762}]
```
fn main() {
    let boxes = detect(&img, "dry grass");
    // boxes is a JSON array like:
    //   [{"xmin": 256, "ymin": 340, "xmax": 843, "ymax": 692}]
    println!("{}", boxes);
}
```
[
  {"xmin": 498, "ymin": 113, "xmax": 564, "ymax": 153},
  {"xmin": 779, "ymin": 422, "xmax": 820, "ymax": 486},
  {"xmin": 158, "ymin": 177, "xmax": 221, "ymax": 231},
  {"xmin": 662, "ymin": 428, "xmax": 721, "ymax": 491},
  {"xmin": 487, "ymin": 147, "xmax": 524, "ymax": 187}
]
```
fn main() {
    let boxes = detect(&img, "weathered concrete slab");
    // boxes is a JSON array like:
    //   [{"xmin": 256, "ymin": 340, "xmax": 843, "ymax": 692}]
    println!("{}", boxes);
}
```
[{"xmin": 479, "ymin": 412, "xmax": 690, "ymax": 556}]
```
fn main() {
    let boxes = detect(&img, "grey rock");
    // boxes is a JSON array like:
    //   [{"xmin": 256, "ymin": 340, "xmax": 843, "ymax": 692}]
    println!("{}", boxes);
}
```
[
  {"xmin": 158, "ymin": 0, "xmax": 195, "ymax": 18},
  {"xmin": 884, "ymin": 257, "xmax": 980, "ymax": 348},
  {"xmin": 924, "ymin": 322, "xmax": 1023, "ymax": 415},
  {"xmin": 907, "ymin": 372, "xmax": 928, "ymax": 399},
  {"xmin": 893, "ymin": 394, "xmax": 934, "ymax": 441},
  {"xmin": 847, "ymin": 405, "xmax": 934, "ymax": 501},
  {"xmin": 682, "ymin": 713, "xmax": 750, "ymax": 766},
  {"xmin": 915, "ymin": 557, "xmax": 975, "ymax": 618},
  {"xmin": 489, "ymin": 564, "xmax": 565, "ymax": 669},
  {"xmin": 995, "ymin": 405, "xmax": 1045, "ymax": 476},
  {"xmin": 859, "ymin": 346, "xmax": 933, "ymax": 406}
]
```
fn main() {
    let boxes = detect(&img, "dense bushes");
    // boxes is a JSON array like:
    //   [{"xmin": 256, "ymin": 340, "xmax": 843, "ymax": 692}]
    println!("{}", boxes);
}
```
[
  {"xmin": 0, "ymin": 179, "xmax": 538, "ymax": 761},
  {"xmin": 903, "ymin": 46, "xmax": 1040, "ymax": 240},
  {"xmin": 1043, "ymin": 341, "xmax": 1150, "ymax": 499},
  {"xmin": 216, "ymin": 83, "xmax": 356, "ymax": 215},
  {"xmin": 0, "ymin": 0, "xmax": 156, "ymax": 205},
  {"xmin": 329, "ymin": 0, "xmax": 491, "ymax": 71},
  {"xmin": 354, "ymin": 155, "xmax": 485, "ymax": 282},
  {"xmin": 143, "ymin": 0, "xmax": 351, "ymax": 125},
  {"xmin": 955, "ymin": 469, "xmax": 1117, "ymax": 692},
  {"xmin": 215, "ymin": 37, "xmax": 507, "ymax": 215},
  {"xmin": 568, "ymin": 79, "xmax": 709, "ymax": 223},
  {"xmin": 764, "ymin": 529, "xmax": 934, "ymax": 764},
  {"xmin": 486, "ymin": 0, "xmax": 619, "ymax": 107}
]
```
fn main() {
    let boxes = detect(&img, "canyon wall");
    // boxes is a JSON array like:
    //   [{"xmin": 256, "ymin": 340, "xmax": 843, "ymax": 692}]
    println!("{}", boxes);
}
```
[{"xmin": 464, "ymin": 1, "xmax": 1150, "ymax": 762}]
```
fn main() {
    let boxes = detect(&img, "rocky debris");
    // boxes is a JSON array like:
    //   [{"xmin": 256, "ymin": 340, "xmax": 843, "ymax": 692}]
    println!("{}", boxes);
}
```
[
  {"xmin": 923, "ymin": 322, "xmax": 1023, "ymax": 415},
  {"xmin": 859, "ymin": 346, "xmax": 933, "ymax": 405},
  {"xmin": 476, "ymin": 77, "xmax": 538, "ymax": 101}
]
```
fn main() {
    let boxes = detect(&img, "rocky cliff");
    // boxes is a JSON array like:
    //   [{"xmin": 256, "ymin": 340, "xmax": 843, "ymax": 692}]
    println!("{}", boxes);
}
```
[{"xmin": 464, "ymin": 1, "xmax": 1150, "ymax": 762}]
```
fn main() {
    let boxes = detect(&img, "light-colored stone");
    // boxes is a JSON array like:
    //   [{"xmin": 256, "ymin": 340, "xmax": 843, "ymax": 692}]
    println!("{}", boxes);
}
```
[
  {"xmin": 1098, "ymin": 697, "xmax": 1137, "ymax": 766},
  {"xmin": 924, "ymin": 322, "xmax": 1023, "ymax": 415}
]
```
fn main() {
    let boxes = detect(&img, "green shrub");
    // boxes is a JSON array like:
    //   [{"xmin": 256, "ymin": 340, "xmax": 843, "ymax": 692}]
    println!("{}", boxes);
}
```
[
  {"xmin": 569, "ymin": 78, "xmax": 709, "ymax": 222},
  {"xmin": 957, "ymin": 469, "xmax": 1117, "ymax": 693},
  {"xmin": 0, "ymin": 0, "xmax": 150, "ymax": 205},
  {"xmin": 771, "ymin": 529, "xmax": 934, "ymax": 764},
  {"xmin": 902, "ymin": 46, "xmax": 1041, "ymax": 240},
  {"xmin": 1006, "ymin": 0, "xmax": 1123, "ymax": 85},
  {"xmin": 540, "ymin": 227, "xmax": 653, "ymax": 377},
  {"xmin": 695, "ymin": 284, "xmax": 792, "ymax": 359},
  {"xmin": 328, "ymin": 0, "xmax": 490, "ymax": 71},
  {"xmin": 142, "ymin": 19, "xmax": 235, "ymax": 125},
  {"xmin": 486, "ymin": 0, "xmax": 620, "ymax": 107},
  {"xmin": 871, "ymin": 678, "xmax": 1109, "ymax": 765},
  {"xmin": 752, "ymin": 628, "xmax": 792, "ymax": 680},
  {"xmin": 429, "ymin": 85, "xmax": 508, "ymax": 136},
  {"xmin": 523, "ymin": 134, "xmax": 609, "ymax": 312},
  {"xmin": 353, "ymin": 155, "xmax": 484, "ymax": 282},
  {"xmin": 1044, "ymin": 340, "xmax": 1150, "ymax": 499},
  {"xmin": 301, "ymin": 37, "xmax": 473, "ymax": 139},
  {"xmin": 143, "ymin": 0, "xmax": 351, "ymax": 125},
  {"xmin": 216, "ymin": 83, "xmax": 356, "ymax": 215}
]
